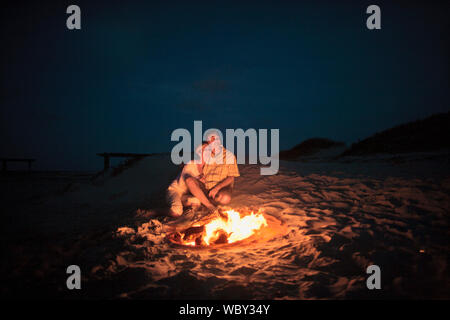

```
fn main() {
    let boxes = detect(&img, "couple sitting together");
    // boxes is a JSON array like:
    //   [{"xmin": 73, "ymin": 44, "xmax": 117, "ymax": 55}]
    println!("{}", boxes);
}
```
[{"xmin": 166, "ymin": 132, "xmax": 239, "ymax": 217}]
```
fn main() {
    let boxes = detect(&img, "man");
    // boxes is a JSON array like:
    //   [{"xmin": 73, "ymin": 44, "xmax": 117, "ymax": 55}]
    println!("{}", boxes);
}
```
[{"xmin": 167, "ymin": 132, "xmax": 240, "ymax": 216}]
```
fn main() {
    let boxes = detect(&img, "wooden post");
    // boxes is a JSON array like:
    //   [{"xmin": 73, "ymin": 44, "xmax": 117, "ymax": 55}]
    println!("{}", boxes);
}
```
[{"xmin": 104, "ymin": 155, "xmax": 110, "ymax": 171}]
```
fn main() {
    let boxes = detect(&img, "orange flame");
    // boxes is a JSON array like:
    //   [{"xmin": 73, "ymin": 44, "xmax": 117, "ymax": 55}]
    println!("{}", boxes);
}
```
[{"xmin": 181, "ymin": 209, "xmax": 268, "ymax": 246}]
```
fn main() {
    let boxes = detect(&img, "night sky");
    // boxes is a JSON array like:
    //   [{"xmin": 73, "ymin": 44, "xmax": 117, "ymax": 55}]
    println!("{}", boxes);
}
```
[{"xmin": 1, "ymin": 0, "xmax": 449, "ymax": 171}]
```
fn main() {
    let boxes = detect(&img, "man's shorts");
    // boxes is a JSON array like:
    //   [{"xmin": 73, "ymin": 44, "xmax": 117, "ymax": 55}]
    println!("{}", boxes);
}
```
[
  {"xmin": 194, "ymin": 180, "xmax": 233, "ymax": 206},
  {"xmin": 167, "ymin": 178, "xmax": 234, "ymax": 214},
  {"xmin": 194, "ymin": 180, "xmax": 233, "ymax": 198}
]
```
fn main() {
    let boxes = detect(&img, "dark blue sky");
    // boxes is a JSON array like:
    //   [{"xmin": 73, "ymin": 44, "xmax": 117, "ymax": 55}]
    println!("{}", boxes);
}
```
[{"xmin": 1, "ymin": 0, "xmax": 449, "ymax": 171}]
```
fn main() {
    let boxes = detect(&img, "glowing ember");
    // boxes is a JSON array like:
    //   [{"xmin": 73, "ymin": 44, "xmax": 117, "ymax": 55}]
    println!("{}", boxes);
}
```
[{"xmin": 171, "ymin": 208, "xmax": 268, "ymax": 247}]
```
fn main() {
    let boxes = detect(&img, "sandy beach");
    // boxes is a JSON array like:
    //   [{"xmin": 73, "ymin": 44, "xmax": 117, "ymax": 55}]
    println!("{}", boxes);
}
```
[{"xmin": 2, "ymin": 151, "xmax": 449, "ymax": 299}]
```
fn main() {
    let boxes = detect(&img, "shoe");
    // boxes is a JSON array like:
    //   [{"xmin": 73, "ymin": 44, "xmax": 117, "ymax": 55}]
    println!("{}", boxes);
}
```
[
  {"xmin": 169, "ymin": 201, "xmax": 183, "ymax": 217},
  {"xmin": 186, "ymin": 196, "xmax": 201, "ymax": 208}
]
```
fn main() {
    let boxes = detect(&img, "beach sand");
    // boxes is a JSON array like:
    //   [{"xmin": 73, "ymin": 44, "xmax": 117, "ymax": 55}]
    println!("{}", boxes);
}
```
[{"xmin": 1, "ymin": 152, "xmax": 449, "ymax": 299}]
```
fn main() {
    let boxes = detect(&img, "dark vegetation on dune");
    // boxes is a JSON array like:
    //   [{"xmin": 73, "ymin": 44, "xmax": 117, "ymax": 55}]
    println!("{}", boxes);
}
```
[
  {"xmin": 281, "ymin": 112, "xmax": 450, "ymax": 160},
  {"xmin": 341, "ymin": 112, "xmax": 450, "ymax": 156},
  {"xmin": 279, "ymin": 138, "xmax": 345, "ymax": 160}
]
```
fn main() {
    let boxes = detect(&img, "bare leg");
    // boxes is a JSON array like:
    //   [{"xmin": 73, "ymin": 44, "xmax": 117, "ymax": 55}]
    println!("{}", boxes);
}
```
[{"xmin": 185, "ymin": 177, "xmax": 216, "ymax": 210}]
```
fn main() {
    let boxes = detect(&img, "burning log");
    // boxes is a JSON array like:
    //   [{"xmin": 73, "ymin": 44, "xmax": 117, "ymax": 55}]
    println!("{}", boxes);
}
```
[
  {"xmin": 212, "ymin": 230, "xmax": 229, "ymax": 244},
  {"xmin": 182, "ymin": 226, "xmax": 205, "ymax": 240},
  {"xmin": 181, "ymin": 225, "xmax": 206, "ymax": 246}
]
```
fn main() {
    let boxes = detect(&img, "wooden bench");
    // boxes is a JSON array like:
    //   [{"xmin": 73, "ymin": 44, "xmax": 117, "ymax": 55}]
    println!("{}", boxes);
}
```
[
  {"xmin": 1, "ymin": 158, "xmax": 36, "ymax": 172},
  {"xmin": 96, "ymin": 153, "xmax": 156, "ymax": 171}
]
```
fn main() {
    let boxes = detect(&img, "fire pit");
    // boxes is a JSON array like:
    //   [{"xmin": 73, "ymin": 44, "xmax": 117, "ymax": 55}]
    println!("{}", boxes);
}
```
[{"xmin": 167, "ymin": 207, "xmax": 285, "ymax": 248}]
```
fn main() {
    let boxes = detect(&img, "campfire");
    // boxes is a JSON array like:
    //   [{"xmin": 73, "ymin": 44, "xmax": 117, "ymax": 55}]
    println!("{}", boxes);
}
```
[{"xmin": 168, "ymin": 208, "xmax": 271, "ymax": 247}]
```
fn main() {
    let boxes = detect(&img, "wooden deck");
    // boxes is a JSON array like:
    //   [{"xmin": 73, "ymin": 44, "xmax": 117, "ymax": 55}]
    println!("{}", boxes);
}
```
[
  {"xmin": 96, "ymin": 153, "xmax": 156, "ymax": 171},
  {"xmin": 1, "ymin": 158, "xmax": 36, "ymax": 171}
]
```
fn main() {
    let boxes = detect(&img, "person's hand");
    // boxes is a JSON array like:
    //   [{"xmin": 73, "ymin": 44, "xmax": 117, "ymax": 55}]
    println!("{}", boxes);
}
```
[{"xmin": 209, "ymin": 186, "xmax": 220, "ymax": 199}]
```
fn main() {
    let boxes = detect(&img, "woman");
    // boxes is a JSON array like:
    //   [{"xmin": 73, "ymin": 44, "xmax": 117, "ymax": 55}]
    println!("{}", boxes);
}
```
[{"xmin": 166, "ymin": 141, "xmax": 210, "ymax": 217}]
